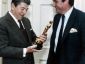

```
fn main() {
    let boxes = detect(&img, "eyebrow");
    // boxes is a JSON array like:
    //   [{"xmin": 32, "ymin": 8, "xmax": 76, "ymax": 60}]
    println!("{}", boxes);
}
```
[
  {"xmin": 53, "ymin": 0, "xmax": 56, "ymax": 2},
  {"xmin": 53, "ymin": 0, "xmax": 58, "ymax": 3}
]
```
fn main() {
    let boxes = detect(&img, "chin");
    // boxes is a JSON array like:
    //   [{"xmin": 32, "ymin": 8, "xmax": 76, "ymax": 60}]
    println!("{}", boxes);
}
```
[{"xmin": 19, "ymin": 17, "xmax": 22, "ymax": 20}]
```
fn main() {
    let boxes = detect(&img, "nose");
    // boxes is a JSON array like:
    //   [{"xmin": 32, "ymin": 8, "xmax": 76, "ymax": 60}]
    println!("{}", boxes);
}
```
[
  {"xmin": 22, "ymin": 8, "xmax": 28, "ymax": 15},
  {"xmin": 23, "ymin": 9, "xmax": 28, "ymax": 15}
]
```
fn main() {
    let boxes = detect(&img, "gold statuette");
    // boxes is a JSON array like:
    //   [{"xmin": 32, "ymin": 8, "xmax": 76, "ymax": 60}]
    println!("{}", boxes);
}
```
[{"xmin": 36, "ymin": 21, "xmax": 53, "ymax": 50}]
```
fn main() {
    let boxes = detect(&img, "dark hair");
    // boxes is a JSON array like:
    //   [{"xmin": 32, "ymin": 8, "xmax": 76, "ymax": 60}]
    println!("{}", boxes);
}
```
[
  {"xmin": 62, "ymin": 0, "xmax": 65, "ymax": 2},
  {"xmin": 62, "ymin": 0, "xmax": 74, "ymax": 6},
  {"xmin": 68, "ymin": 0, "xmax": 74, "ymax": 6},
  {"xmin": 11, "ymin": 0, "xmax": 31, "ymax": 6}
]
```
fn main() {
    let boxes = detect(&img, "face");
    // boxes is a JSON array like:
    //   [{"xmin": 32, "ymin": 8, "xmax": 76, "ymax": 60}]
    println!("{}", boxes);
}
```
[
  {"xmin": 53, "ymin": 0, "xmax": 71, "ymax": 14},
  {"xmin": 11, "ymin": 2, "xmax": 29, "ymax": 20},
  {"xmin": 53, "ymin": 0, "xmax": 68, "ymax": 14},
  {"xmin": 52, "ymin": 0, "xmax": 64, "ymax": 14}
]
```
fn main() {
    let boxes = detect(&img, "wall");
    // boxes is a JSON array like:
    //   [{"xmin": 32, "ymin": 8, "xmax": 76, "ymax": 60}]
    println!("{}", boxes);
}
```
[{"xmin": 75, "ymin": 0, "xmax": 85, "ymax": 12}]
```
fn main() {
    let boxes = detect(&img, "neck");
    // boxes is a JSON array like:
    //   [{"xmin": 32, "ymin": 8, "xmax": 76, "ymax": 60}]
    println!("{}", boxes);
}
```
[
  {"xmin": 61, "ymin": 5, "xmax": 72, "ymax": 14},
  {"xmin": 10, "ymin": 10, "xmax": 19, "ymax": 20}
]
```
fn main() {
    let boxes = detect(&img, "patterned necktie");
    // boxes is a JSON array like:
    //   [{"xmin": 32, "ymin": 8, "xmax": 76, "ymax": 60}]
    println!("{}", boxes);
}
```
[
  {"xmin": 18, "ymin": 20, "xmax": 30, "ymax": 43},
  {"xmin": 18, "ymin": 20, "xmax": 24, "ymax": 29}
]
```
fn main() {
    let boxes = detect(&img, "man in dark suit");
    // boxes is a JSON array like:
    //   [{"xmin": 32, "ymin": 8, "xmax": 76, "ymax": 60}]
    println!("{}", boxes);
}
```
[
  {"xmin": 0, "ymin": 0, "xmax": 46, "ymax": 64},
  {"xmin": 47, "ymin": 0, "xmax": 85, "ymax": 64}
]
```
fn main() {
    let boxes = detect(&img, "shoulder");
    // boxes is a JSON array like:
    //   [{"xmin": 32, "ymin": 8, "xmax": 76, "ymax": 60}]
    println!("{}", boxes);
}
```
[
  {"xmin": 22, "ymin": 17, "xmax": 30, "ymax": 22},
  {"xmin": 22, "ymin": 17, "xmax": 31, "ymax": 24},
  {"xmin": 0, "ymin": 12, "xmax": 11, "ymax": 25},
  {"xmin": 74, "ymin": 8, "xmax": 85, "ymax": 26},
  {"xmin": 0, "ymin": 16, "xmax": 7, "ymax": 27},
  {"xmin": 72, "ymin": 8, "xmax": 85, "ymax": 23},
  {"xmin": 0, "ymin": 16, "xmax": 7, "ymax": 30},
  {"xmin": 74, "ymin": 8, "xmax": 85, "ymax": 17},
  {"xmin": 22, "ymin": 17, "xmax": 30, "ymax": 21}
]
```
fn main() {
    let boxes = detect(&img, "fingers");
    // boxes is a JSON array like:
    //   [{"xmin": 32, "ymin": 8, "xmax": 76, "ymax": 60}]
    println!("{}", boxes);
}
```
[
  {"xmin": 26, "ymin": 45, "xmax": 37, "ymax": 53},
  {"xmin": 39, "ymin": 34, "xmax": 47, "ymax": 42},
  {"xmin": 29, "ymin": 45, "xmax": 37, "ymax": 48}
]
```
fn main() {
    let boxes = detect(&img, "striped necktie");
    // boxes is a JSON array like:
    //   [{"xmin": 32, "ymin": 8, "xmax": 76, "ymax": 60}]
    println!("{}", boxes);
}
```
[{"xmin": 18, "ymin": 20, "xmax": 24, "ymax": 29}]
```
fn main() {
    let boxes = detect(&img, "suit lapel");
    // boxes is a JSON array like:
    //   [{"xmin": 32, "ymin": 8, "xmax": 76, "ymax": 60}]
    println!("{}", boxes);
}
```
[
  {"xmin": 51, "ymin": 14, "xmax": 61, "ymax": 50},
  {"xmin": 61, "ymin": 8, "xmax": 77, "ymax": 43},
  {"xmin": 53, "ymin": 14, "xmax": 61, "ymax": 30},
  {"xmin": 22, "ymin": 19, "xmax": 32, "ymax": 43},
  {"xmin": 5, "ymin": 12, "xmax": 27, "ymax": 43}
]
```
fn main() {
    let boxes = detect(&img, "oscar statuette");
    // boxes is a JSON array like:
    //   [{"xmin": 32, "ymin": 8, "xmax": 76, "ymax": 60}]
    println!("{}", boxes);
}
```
[{"xmin": 35, "ymin": 21, "xmax": 53, "ymax": 50}]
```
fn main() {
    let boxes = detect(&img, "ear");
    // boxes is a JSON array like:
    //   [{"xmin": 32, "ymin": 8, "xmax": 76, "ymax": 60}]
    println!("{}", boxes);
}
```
[{"xmin": 11, "ymin": 3, "xmax": 15, "ymax": 11}]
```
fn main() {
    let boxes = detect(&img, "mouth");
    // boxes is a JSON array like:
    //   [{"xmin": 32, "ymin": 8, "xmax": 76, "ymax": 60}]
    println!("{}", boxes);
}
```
[{"xmin": 20, "ymin": 15, "xmax": 24, "ymax": 18}]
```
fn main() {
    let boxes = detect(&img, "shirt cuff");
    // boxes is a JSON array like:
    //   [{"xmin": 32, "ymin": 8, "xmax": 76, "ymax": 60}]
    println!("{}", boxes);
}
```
[{"xmin": 23, "ymin": 48, "xmax": 27, "ymax": 57}]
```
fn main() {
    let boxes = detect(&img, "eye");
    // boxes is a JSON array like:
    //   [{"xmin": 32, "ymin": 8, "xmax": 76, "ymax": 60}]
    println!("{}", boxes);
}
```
[{"xmin": 20, "ymin": 8, "xmax": 25, "ymax": 10}]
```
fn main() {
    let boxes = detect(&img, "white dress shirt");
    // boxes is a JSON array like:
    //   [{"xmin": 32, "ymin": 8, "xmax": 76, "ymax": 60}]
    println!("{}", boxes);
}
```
[
  {"xmin": 54, "ymin": 7, "xmax": 73, "ymax": 52},
  {"xmin": 9, "ymin": 11, "xmax": 27, "ymax": 57}
]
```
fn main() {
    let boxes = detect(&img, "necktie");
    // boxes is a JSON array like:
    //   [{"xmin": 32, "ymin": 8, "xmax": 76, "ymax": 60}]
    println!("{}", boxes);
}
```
[
  {"xmin": 18, "ymin": 20, "xmax": 24, "ymax": 29},
  {"xmin": 58, "ymin": 15, "xmax": 65, "ymax": 45},
  {"xmin": 18, "ymin": 20, "xmax": 29, "ymax": 43},
  {"xmin": 55, "ymin": 15, "xmax": 65, "ymax": 54}
]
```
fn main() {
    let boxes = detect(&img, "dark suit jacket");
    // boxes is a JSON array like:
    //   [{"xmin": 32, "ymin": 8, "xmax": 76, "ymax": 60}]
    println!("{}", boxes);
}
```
[
  {"xmin": 47, "ymin": 8, "xmax": 85, "ymax": 64},
  {"xmin": 0, "ymin": 12, "xmax": 36, "ymax": 64}
]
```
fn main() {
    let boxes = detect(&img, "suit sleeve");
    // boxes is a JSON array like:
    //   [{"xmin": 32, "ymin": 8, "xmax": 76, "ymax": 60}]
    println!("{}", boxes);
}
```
[{"xmin": 0, "ymin": 23, "xmax": 23, "ymax": 58}]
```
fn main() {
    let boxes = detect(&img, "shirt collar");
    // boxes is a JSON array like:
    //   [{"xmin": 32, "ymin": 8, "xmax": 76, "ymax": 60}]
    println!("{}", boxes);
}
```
[
  {"xmin": 9, "ymin": 11, "xmax": 18, "ymax": 22},
  {"xmin": 8, "ymin": 11, "xmax": 20, "ymax": 27}
]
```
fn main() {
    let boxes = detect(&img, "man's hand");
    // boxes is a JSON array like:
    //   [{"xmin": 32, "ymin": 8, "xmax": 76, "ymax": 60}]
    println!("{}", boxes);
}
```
[
  {"xmin": 38, "ymin": 34, "xmax": 47, "ymax": 43},
  {"xmin": 26, "ymin": 45, "xmax": 37, "ymax": 53}
]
